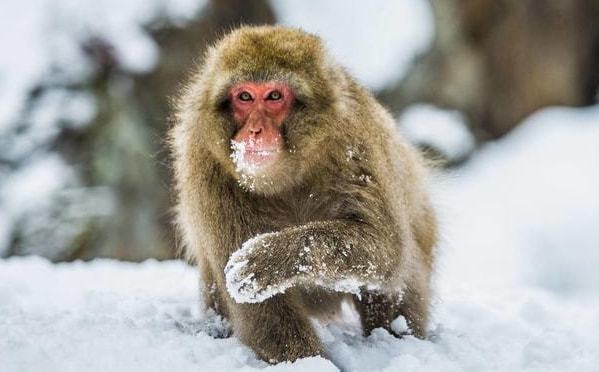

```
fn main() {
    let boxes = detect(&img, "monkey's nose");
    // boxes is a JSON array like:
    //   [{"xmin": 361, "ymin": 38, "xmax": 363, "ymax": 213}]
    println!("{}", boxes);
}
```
[{"xmin": 249, "ymin": 126, "xmax": 263, "ymax": 135}]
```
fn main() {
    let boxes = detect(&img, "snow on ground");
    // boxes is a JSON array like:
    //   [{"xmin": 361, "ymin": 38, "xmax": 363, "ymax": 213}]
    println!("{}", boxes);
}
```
[{"xmin": 2, "ymin": 104, "xmax": 599, "ymax": 371}]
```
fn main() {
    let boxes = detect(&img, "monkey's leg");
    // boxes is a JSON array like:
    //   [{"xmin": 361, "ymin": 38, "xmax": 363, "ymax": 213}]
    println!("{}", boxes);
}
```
[
  {"xmin": 231, "ymin": 291, "xmax": 324, "ymax": 363},
  {"xmin": 397, "ymin": 283, "xmax": 430, "ymax": 339},
  {"xmin": 353, "ymin": 289, "xmax": 402, "ymax": 336},
  {"xmin": 354, "ymin": 286, "xmax": 430, "ymax": 339},
  {"xmin": 200, "ymin": 260, "xmax": 229, "ymax": 318},
  {"xmin": 198, "ymin": 261, "xmax": 232, "ymax": 338}
]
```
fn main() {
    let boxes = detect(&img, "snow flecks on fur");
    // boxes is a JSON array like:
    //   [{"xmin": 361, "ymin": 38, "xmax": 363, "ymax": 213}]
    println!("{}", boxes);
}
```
[
  {"xmin": 230, "ymin": 140, "xmax": 256, "ymax": 175},
  {"xmin": 358, "ymin": 174, "xmax": 372, "ymax": 184},
  {"xmin": 229, "ymin": 139, "xmax": 277, "ymax": 192},
  {"xmin": 346, "ymin": 147, "xmax": 355, "ymax": 162},
  {"xmin": 230, "ymin": 140, "xmax": 257, "ymax": 192},
  {"xmin": 321, "ymin": 278, "xmax": 363, "ymax": 296},
  {"xmin": 225, "ymin": 232, "xmax": 375, "ymax": 303},
  {"xmin": 224, "ymin": 232, "xmax": 295, "ymax": 304}
]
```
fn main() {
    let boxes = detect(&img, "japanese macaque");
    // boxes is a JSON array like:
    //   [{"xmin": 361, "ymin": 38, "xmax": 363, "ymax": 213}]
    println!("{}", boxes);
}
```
[{"xmin": 170, "ymin": 26, "xmax": 437, "ymax": 363}]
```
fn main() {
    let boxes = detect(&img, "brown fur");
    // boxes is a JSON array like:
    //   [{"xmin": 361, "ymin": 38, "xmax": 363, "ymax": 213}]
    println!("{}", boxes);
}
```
[{"xmin": 169, "ymin": 25, "xmax": 437, "ymax": 363}]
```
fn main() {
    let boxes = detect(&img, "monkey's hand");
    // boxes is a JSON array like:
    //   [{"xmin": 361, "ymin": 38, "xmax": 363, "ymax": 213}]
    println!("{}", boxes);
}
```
[{"xmin": 224, "ymin": 232, "xmax": 299, "ymax": 304}]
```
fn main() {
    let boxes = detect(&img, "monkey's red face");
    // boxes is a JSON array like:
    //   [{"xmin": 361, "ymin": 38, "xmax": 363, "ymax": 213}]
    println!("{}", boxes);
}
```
[{"xmin": 229, "ymin": 82, "xmax": 294, "ymax": 170}]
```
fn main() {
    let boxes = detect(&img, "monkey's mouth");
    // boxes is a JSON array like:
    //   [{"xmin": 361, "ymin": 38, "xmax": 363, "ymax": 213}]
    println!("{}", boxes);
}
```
[
  {"xmin": 242, "ymin": 149, "xmax": 280, "ymax": 167},
  {"xmin": 245, "ymin": 149, "xmax": 279, "ymax": 155},
  {"xmin": 230, "ymin": 140, "xmax": 281, "ymax": 172}
]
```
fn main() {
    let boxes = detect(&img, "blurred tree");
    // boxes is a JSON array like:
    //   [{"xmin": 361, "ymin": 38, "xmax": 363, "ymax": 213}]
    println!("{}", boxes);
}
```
[
  {"xmin": 380, "ymin": 0, "xmax": 599, "ymax": 142},
  {"xmin": 8, "ymin": 0, "xmax": 275, "ymax": 261}
]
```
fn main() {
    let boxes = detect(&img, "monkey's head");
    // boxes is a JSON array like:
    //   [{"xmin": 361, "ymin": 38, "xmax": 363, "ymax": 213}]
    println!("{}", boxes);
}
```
[{"xmin": 175, "ymin": 26, "xmax": 349, "ymax": 195}]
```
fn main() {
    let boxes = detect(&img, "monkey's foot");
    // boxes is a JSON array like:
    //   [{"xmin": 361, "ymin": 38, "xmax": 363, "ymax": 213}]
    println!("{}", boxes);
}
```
[{"xmin": 224, "ymin": 233, "xmax": 295, "ymax": 303}]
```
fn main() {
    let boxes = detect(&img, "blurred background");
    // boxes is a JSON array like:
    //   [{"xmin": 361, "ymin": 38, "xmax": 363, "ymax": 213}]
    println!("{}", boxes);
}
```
[{"xmin": 1, "ymin": 0, "xmax": 598, "ymax": 269}]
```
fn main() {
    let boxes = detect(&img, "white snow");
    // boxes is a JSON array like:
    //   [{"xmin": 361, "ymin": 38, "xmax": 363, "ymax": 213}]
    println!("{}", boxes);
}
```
[
  {"xmin": 398, "ymin": 104, "xmax": 476, "ymax": 162},
  {"xmin": 435, "ymin": 104, "xmax": 599, "ymax": 293},
  {"xmin": 230, "ymin": 140, "xmax": 258, "ymax": 176},
  {"xmin": 272, "ymin": 0, "xmax": 434, "ymax": 90},
  {"xmin": 2, "ymin": 104, "xmax": 599, "ymax": 371}
]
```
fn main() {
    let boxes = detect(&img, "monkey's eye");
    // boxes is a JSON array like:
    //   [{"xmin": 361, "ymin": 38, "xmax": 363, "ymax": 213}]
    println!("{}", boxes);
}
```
[
  {"xmin": 267, "ymin": 90, "xmax": 282, "ymax": 101},
  {"xmin": 238, "ymin": 91, "xmax": 252, "ymax": 101}
]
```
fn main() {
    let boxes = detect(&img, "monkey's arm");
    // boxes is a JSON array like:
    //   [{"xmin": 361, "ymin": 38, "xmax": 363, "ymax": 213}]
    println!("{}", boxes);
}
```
[{"xmin": 224, "ymin": 220, "xmax": 399, "ymax": 303}]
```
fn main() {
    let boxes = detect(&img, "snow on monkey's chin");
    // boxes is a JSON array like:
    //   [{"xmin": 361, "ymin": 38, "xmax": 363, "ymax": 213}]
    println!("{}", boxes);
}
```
[
  {"xmin": 230, "ymin": 139, "xmax": 285, "ymax": 192},
  {"xmin": 230, "ymin": 139, "xmax": 281, "ymax": 175}
]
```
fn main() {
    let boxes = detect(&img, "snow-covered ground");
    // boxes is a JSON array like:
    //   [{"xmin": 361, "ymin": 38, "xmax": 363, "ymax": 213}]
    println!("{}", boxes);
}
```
[{"xmin": 2, "ymin": 104, "xmax": 599, "ymax": 371}]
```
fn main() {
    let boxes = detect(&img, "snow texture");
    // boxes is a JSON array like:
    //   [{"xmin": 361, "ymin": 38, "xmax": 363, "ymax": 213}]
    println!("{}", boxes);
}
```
[
  {"xmin": 230, "ymin": 140, "xmax": 258, "ymax": 175},
  {"xmin": 230, "ymin": 139, "xmax": 283, "ymax": 192},
  {"xmin": 398, "ymin": 104, "xmax": 476, "ymax": 162},
  {"xmin": 272, "ymin": 0, "xmax": 434, "ymax": 90},
  {"xmin": 2, "ymin": 104, "xmax": 599, "ymax": 371}
]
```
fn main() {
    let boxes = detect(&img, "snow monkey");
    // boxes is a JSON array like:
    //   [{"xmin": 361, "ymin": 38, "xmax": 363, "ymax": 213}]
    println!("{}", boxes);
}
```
[{"xmin": 170, "ymin": 26, "xmax": 437, "ymax": 363}]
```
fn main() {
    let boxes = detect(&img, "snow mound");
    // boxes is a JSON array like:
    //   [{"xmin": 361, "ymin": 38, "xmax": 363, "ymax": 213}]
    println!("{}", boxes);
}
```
[
  {"xmin": 2, "ymin": 257, "xmax": 597, "ymax": 372},
  {"xmin": 435, "ymin": 104, "xmax": 599, "ymax": 294}
]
